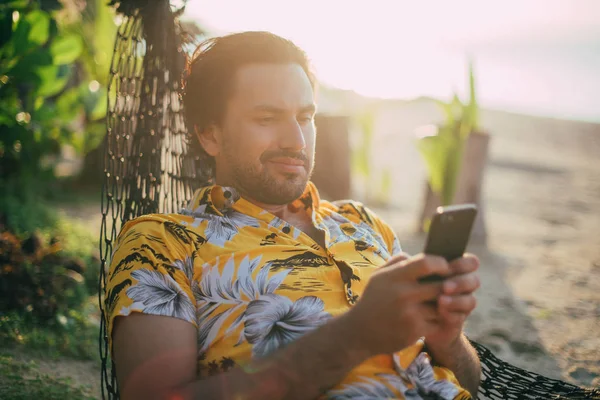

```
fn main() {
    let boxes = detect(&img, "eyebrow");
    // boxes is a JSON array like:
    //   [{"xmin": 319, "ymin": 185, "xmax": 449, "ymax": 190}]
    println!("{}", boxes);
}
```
[{"xmin": 252, "ymin": 104, "xmax": 317, "ymax": 114}]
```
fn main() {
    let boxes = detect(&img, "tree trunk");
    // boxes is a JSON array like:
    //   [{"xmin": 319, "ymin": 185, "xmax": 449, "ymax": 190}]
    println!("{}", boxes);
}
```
[
  {"xmin": 312, "ymin": 115, "xmax": 351, "ymax": 201},
  {"xmin": 418, "ymin": 131, "xmax": 491, "ymax": 243}
]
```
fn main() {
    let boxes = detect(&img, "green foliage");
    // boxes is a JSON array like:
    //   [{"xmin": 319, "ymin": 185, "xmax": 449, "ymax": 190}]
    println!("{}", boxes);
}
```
[
  {"xmin": 467, "ymin": 60, "xmax": 479, "ymax": 131},
  {"xmin": 0, "ymin": 4, "xmax": 111, "ymax": 390},
  {"xmin": 0, "ymin": 180, "xmax": 61, "ymax": 235},
  {"xmin": 0, "ymin": 187, "xmax": 99, "ymax": 328},
  {"xmin": 0, "ymin": 305, "xmax": 98, "ymax": 361},
  {"xmin": 0, "ymin": 1, "xmax": 116, "ymax": 197},
  {"xmin": 0, "ymin": 224, "xmax": 98, "ymax": 319},
  {"xmin": 0, "ymin": 352, "xmax": 96, "ymax": 399},
  {"xmin": 353, "ymin": 110, "xmax": 375, "ymax": 178},
  {"xmin": 379, "ymin": 168, "xmax": 392, "ymax": 205},
  {"xmin": 352, "ymin": 109, "xmax": 393, "ymax": 206},
  {"xmin": 416, "ymin": 61, "xmax": 480, "ymax": 206},
  {"xmin": 0, "ymin": 183, "xmax": 98, "ymax": 262},
  {"xmin": 0, "ymin": 194, "xmax": 100, "ymax": 365},
  {"xmin": 49, "ymin": 33, "xmax": 83, "ymax": 65},
  {"xmin": 416, "ymin": 123, "xmax": 465, "ymax": 206}
]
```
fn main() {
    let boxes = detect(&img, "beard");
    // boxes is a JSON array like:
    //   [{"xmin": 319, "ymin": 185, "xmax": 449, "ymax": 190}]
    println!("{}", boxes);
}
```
[{"xmin": 223, "ymin": 148, "xmax": 314, "ymax": 205}]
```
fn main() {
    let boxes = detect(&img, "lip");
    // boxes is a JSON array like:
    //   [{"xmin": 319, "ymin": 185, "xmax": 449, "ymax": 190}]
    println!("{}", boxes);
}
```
[
  {"xmin": 266, "ymin": 158, "xmax": 306, "ymax": 173},
  {"xmin": 267, "ymin": 157, "xmax": 305, "ymax": 166}
]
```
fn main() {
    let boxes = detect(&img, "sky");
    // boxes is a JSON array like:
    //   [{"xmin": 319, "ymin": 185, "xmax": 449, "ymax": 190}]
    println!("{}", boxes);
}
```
[{"xmin": 183, "ymin": 1, "xmax": 600, "ymax": 122}]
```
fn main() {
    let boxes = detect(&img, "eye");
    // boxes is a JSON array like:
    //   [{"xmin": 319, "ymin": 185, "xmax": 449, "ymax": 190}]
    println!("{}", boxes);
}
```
[
  {"xmin": 257, "ymin": 116, "xmax": 276, "ymax": 125},
  {"xmin": 297, "ymin": 114, "xmax": 313, "ymax": 124}
]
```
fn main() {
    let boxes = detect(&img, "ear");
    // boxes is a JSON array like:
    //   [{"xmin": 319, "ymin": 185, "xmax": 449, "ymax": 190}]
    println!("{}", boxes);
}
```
[{"xmin": 195, "ymin": 124, "xmax": 221, "ymax": 157}]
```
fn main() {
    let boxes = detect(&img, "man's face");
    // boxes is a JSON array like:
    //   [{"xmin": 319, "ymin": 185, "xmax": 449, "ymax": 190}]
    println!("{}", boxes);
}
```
[{"xmin": 209, "ymin": 63, "xmax": 316, "ymax": 205}]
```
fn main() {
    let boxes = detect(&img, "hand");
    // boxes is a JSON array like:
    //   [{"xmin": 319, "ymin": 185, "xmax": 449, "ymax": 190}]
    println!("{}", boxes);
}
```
[
  {"xmin": 346, "ymin": 253, "xmax": 453, "ymax": 356},
  {"xmin": 425, "ymin": 254, "xmax": 480, "ymax": 350}
]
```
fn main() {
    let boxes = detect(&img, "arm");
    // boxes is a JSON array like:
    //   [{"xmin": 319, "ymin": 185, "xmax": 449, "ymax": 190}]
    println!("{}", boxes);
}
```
[
  {"xmin": 108, "ymin": 217, "xmax": 371, "ymax": 399},
  {"xmin": 426, "ymin": 334, "xmax": 481, "ymax": 397},
  {"xmin": 113, "ymin": 311, "xmax": 370, "ymax": 400},
  {"xmin": 113, "ymin": 254, "xmax": 457, "ymax": 400}
]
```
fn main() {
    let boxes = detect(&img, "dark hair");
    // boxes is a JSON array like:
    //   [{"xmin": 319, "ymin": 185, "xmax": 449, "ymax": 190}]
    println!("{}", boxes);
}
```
[{"xmin": 182, "ymin": 31, "xmax": 316, "ymax": 183}]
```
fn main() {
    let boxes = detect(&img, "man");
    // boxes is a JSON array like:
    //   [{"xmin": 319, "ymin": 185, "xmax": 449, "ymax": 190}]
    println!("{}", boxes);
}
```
[{"xmin": 106, "ymin": 31, "xmax": 481, "ymax": 400}]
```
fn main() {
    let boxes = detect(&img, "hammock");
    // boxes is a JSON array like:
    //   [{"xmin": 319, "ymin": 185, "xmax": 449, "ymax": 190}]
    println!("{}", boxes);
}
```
[{"xmin": 98, "ymin": 2, "xmax": 599, "ymax": 399}]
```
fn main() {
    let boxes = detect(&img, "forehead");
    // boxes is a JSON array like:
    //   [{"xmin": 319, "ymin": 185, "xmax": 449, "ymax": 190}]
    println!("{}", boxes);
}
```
[{"xmin": 229, "ymin": 63, "xmax": 315, "ymax": 110}]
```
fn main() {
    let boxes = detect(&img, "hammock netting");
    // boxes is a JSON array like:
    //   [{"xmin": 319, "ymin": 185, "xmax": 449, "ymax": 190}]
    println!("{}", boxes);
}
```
[{"xmin": 98, "ymin": 1, "xmax": 600, "ymax": 398}]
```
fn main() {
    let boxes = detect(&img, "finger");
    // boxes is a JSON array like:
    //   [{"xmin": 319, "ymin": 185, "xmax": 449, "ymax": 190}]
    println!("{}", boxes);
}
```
[
  {"xmin": 437, "ymin": 310, "xmax": 467, "ymax": 326},
  {"xmin": 414, "ymin": 302, "xmax": 439, "ymax": 322},
  {"xmin": 409, "ymin": 281, "xmax": 445, "ymax": 301},
  {"xmin": 438, "ymin": 294, "xmax": 477, "ymax": 314},
  {"xmin": 449, "ymin": 254, "xmax": 479, "ymax": 275},
  {"xmin": 380, "ymin": 252, "xmax": 411, "ymax": 268},
  {"xmin": 442, "ymin": 272, "xmax": 481, "ymax": 295},
  {"xmin": 398, "ymin": 254, "xmax": 451, "ymax": 281}
]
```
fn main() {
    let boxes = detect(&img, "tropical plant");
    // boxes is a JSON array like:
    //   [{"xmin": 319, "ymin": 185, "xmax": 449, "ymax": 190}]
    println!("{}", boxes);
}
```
[
  {"xmin": 353, "ymin": 110, "xmax": 375, "ymax": 181},
  {"xmin": 0, "ymin": 4, "xmax": 111, "ymax": 362},
  {"xmin": 0, "ymin": 0, "xmax": 116, "ymax": 217},
  {"xmin": 416, "ymin": 60, "xmax": 480, "ymax": 206},
  {"xmin": 352, "ymin": 108, "xmax": 393, "ymax": 206}
]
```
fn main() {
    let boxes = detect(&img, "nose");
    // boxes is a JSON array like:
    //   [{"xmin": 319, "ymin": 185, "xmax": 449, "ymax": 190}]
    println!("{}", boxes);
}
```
[{"xmin": 279, "ymin": 119, "xmax": 306, "ymax": 152}]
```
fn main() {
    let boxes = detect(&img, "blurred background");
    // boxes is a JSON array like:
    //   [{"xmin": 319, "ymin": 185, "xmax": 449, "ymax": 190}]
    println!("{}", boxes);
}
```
[{"xmin": 1, "ymin": 0, "xmax": 598, "ymax": 398}]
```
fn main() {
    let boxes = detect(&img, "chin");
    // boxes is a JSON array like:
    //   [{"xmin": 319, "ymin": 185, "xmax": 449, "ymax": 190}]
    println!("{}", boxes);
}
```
[
  {"xmin": 254, "ymin": 174, "xmax": 308, "ymax": 205},
  {"xmin": 232, "ymin": 165, "xmax": 311, "ymax": 205},
  {"xmin": 271, "ymin": 178, "xmax": 308, "ymax": 202}
]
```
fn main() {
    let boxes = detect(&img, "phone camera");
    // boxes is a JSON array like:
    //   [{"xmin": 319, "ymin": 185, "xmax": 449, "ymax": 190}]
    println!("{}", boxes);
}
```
[{"xmin": 442, "ymin": 215, "xmax": 454, "ymax": 223}]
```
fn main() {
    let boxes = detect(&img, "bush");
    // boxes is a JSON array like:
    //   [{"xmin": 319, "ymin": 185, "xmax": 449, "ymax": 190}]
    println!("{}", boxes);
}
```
[
  {"xmin": 0, "ymin": 186, "xmax": 100, "ymax": 360},
  {"xmin": 0, "ymin": 306, "xmax": 98, "ymax": 361},
  {"xmin": 0, "ymin": 228, "xmax": 95, "ymax": 320},
  {"xmin": 0, "ymin": 2, "xmax": 113, "ymax": 189},
  {"xmin": 0, "ymin": 0, "xmax": 109, "ymax": 369}
]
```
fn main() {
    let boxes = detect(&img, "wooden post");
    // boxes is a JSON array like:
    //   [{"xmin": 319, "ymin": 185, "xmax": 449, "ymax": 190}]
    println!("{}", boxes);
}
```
[
  {"xmin": 312, "ymin": 115, "xmax": 351, "ymax": 201},
  {"xmin": 454, "ymin": 131, "xmax": 490, "ymax": 242},
  {"xmin": 418, "ymin": 131, "xmax": 491, "ymax": 243}
]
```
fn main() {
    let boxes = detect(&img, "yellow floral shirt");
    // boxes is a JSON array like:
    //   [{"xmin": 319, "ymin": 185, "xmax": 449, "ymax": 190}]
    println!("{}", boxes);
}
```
[{"xmin": 105, "ymin": 182, "xmax": 471, "ymax": 399}]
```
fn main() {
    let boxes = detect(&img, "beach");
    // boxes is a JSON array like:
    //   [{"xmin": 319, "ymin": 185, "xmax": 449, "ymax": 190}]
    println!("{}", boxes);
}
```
[{"xmin": 360, "ymin": 100, "xmax": 600, "ymax": 388}]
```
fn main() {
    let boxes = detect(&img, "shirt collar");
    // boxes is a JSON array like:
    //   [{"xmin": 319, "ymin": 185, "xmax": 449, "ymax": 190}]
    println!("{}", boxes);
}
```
[{"xmin": 187, "ymin": 181, "xmax": 322, "ymax": 217}]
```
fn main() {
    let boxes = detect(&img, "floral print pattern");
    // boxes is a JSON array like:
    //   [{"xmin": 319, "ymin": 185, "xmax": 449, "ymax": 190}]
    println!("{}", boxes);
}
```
[
  {"xmin": 194, "ymin": 254, "xmax": 295, "ymax": 351},
  {"xmin": 126, "ymin": 268, "xmax": 196, "ymax": 324},
  {"xmin": 328, "ymin": 354, "xmax": 462, "ymax": 399},
  {"xmin": 105, "ymin": 182, "xmax": 470, "ymax": 399},
  {"xmin": 244, "ymin": 294, "xmax": 331, "ymax": 357}
]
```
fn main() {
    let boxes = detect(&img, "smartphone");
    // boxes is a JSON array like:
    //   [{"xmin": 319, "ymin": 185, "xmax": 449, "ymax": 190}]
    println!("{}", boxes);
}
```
[{"xmin": 420, "ymin": 204, "xmax": 478, "ymax": 282}]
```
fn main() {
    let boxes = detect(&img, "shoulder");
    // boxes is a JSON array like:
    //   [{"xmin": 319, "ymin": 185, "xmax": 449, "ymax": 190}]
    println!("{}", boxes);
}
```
[
  {"xmin": 322, "ymin": 199, "xmax": 403, "ymax": 257},
  {"xmin": 105, "ymin": 214, "xmax": 200, "ymax": 345},
  {"xmin": 115, "ymin": 213, "xmax": 203, "ymax": 253}
]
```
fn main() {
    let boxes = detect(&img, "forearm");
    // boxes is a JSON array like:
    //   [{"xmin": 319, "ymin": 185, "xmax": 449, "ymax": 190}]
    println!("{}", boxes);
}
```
[
  {"xmin": 171, "ymin": 312, "xmax": 369, "ymax": 400},
  {"xmin": 427, "ymin": 334, "xmax": 481, "ymax": 398}
]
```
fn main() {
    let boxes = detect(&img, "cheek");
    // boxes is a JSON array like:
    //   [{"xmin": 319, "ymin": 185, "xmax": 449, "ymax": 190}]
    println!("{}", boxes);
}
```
[{"xmin": 225, "ymin": 123, "xmax": 274, "ymax": 160}]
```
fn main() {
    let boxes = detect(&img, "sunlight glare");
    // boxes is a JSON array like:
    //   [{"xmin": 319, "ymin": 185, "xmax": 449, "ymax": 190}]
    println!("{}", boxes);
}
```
[{"xmin": 184, "ymin": 0, "xmax": 600, "ymax": 121}]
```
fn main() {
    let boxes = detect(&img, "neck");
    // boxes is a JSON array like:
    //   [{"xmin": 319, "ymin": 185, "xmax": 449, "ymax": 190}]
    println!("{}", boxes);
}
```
[
  {"xmin": 213, "ymin": 180, "xmax": 296, "ymax": 220},
  {"xmin": 246, "ymin": 199, "xmax": 293, "ymax": 220},
  {"xmin": 213, "ymin": 173, "xmax": 312, "ymax": 221}
]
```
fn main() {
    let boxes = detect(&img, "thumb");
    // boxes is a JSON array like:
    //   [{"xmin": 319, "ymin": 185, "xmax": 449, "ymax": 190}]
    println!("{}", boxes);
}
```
[{"xmin": 381, "ymin": 252, "xmax": 411, "ymax": 268}]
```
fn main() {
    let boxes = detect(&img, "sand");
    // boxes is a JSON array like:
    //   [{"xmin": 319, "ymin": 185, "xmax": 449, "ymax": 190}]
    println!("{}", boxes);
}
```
[{"xmin": 360, "ymin": 101, "xmax": 600, "ymax": 389}]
